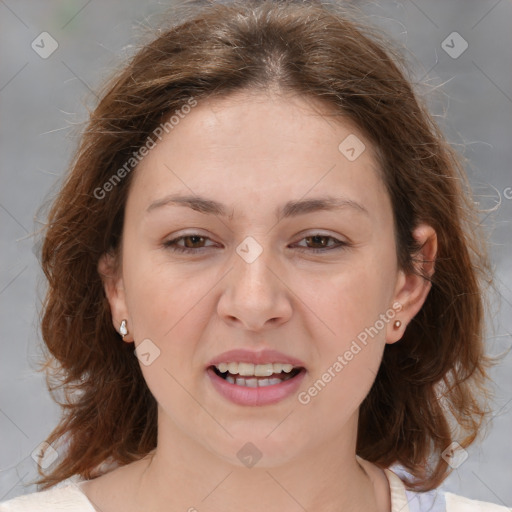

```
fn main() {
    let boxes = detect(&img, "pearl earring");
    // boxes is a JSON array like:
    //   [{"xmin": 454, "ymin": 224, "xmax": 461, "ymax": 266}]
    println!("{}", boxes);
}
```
[
  {"xmin": 119, "ymin": 319, "xmax": 128, "ymax": 339},
  {"xmin": 393, "ymin": 320, "xmax": 402, "ymax": 329}
]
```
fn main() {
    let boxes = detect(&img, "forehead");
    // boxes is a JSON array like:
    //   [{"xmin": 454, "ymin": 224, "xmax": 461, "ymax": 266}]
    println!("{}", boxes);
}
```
[
  {"xmin": 127, "ymin": 90, "xmax": 388, "ymax": 220},
  {"xmin": 150, "ymin": 90, "xmax": 374, "ymax": 163}
]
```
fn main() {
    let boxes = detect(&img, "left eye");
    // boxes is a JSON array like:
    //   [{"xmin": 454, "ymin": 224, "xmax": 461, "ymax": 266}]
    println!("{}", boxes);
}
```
[
  {"xmin": 163, "ymin": 233, "xmax": 347, "ymax": 254},
  {"xmin": 292, "ymin": 234, "xmax": 346, "ymax": 252}
]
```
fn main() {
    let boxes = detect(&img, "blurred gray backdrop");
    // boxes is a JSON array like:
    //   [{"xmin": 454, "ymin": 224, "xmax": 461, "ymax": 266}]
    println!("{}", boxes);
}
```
[{"xmin": 1, "ymin": 0, "xmax": 511, "ymax": 505}]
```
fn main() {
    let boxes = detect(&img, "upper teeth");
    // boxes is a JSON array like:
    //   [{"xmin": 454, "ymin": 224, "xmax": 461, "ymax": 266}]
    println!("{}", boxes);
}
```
[{"xmin": 215, "ymin": 362, "xmax": 295, "ymax": 376}]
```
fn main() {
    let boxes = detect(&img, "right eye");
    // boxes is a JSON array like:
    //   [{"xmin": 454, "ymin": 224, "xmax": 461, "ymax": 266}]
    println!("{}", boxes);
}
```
[{"xmin": 163, "ymin": 234, "xmax": 219, "ymax": 253}]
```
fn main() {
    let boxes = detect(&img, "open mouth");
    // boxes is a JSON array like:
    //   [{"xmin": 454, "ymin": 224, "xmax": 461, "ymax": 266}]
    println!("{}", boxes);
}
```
[{"xmin": 209, "ymin": 365, "xmax": 305, "ymax": 387}]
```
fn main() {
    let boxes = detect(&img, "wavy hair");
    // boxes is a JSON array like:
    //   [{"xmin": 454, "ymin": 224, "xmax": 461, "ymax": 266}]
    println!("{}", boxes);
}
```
[{"xmin": 32, "ymin": 0, "xmax": 495, "ymax": 491}]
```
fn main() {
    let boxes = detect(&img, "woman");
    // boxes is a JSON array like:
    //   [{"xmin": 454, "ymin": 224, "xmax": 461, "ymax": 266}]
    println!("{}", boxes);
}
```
[{"xmin": 1, "ymin": 1, "xmax": 509, "ymax": 511}]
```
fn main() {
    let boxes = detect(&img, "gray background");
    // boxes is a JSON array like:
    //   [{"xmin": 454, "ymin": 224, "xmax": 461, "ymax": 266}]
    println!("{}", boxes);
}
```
[{"xmin": 1, "ymin": 0, "xmax": 511, "ymax": 506}]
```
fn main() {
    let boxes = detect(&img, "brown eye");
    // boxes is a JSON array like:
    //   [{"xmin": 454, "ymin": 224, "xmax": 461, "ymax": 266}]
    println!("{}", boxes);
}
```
[
  {"xmin": 182, "ymin": 235, "xmax": 206, "ymax": 248},
  {"xmin": 305, "ymin": 235, "xmax": 331, "ymax": 248},
  {"xmin": 293, "ymin": 234, "xmax": 348, "ymax": 253},
  {"xmin": 163, "ymin": 234, "xmax": 217, "ymax": 253}
]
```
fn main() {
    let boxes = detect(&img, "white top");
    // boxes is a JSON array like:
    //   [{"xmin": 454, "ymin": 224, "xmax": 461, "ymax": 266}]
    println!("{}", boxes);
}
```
[{"xmin": 0, "ymin": 468, "xmax": 510, "ymax": 511}]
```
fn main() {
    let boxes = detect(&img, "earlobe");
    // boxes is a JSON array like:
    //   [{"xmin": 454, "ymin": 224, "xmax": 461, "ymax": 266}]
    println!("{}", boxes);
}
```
[
  {"xmin": 97, "ymin": 252, "xmax": 132, "ymax": 342},
  {"xmin": 387, "ymin": 224, "xmax": 437, "ymax": 344}
]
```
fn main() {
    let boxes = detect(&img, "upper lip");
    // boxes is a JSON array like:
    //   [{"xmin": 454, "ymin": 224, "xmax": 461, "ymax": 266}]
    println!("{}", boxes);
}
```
[{"xmin": 207, "ymin": 349, "xmax": 306, "ymax": 369}]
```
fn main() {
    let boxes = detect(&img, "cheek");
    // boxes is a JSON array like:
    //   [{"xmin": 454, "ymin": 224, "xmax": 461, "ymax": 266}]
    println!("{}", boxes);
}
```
[
  {"xmin": 307, "ymin": 257, "xmax": 395, "ymax": 343},
  {"xmin": 120, "ymin": 252, "xmax": 216, "ymax": 410},
  {"xmin": 296, "ymin": 251, "xmax": 396, "ymax": 406},
  {"xmin": 122, "ymin": 248, "xmax": 221, "ymax": 352}
]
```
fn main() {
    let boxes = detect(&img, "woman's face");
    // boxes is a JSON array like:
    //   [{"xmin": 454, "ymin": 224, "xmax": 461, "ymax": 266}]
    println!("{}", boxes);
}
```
[{"xmin": 100, "ymin": 90, "xmax": 432, "ymax": 467}]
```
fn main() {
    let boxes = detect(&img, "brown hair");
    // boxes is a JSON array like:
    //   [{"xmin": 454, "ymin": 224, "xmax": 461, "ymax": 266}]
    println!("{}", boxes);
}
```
[{"xmin": 33, "ymin": 0, "xmax": 495, "ymax": 492}]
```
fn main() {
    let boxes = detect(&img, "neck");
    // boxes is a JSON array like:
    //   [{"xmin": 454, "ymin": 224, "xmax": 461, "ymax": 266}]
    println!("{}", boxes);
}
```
[{"xmin": 129, "ymin": 410, "xmax": 390, "ymax": 512}]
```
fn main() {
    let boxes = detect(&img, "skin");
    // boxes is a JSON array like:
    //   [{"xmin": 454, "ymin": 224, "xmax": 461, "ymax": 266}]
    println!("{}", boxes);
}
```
[{"xmin": 89, "ymin": 90, "xmax": 437, "ymax": 512}]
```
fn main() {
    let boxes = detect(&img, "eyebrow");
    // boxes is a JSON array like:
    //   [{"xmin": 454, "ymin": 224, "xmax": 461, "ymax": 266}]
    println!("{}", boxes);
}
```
[{"xmin": 146, "ymin": 193, "xmax": 369, "ymax": 218}]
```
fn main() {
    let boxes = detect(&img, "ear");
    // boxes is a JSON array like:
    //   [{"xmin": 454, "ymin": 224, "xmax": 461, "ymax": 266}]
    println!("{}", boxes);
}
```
[
  {"xmin": 98, "ymin": 251, "xmax": 133, "ymax": 343},
  {"xmin": 386, "ymin": 223, "xmax": 437, "ymax": 344}
]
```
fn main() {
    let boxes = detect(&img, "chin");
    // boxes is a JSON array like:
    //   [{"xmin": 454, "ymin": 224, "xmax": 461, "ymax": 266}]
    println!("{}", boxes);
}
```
[{"xmin": 208, "ymin": 430, "xmax": 311, "ymax": 469}]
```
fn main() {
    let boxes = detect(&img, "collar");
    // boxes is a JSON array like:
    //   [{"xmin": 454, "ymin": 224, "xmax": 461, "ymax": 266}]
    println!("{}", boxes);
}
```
[{"xmin": 384, "ymin": 467, "xmax": 411, "ymax": 512}]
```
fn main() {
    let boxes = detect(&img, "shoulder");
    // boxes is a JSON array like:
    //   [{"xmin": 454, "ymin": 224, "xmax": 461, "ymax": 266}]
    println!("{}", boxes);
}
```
[
  {"xmin": 0, "ymin": 480, "xmax": 95, "ymax": 512},
  {"xmin": 404, "ymin": 488, "xmax": 510, "ymax": 512},
  {"xmin": 385, "ymin": 467, "xmax": 511, "ymax": 512},
  {"xmin": 444, "ymin": 491, "xmax": 511, "ymax": 512}
]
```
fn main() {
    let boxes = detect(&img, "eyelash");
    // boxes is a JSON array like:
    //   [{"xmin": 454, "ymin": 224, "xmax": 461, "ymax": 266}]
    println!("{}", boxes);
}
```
[{"xmin": 162, "ymin": 234, "xmax": 348, "ymax": 254}]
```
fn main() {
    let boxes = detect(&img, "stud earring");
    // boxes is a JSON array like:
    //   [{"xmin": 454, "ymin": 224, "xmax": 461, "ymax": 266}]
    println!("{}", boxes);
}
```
[
  {"xmin": 119, "ymin": 319, "xmax": 128, "ymax": 339},
  {"xmin": 393, "ymin": 320, "xmax": 402, "ymax": 329}
]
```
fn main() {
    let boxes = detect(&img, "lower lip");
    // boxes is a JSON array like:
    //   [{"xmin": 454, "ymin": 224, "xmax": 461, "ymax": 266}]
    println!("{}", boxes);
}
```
[{"xmin": 207, "ymin": 367, "xmax": 306, "ymax": 406}]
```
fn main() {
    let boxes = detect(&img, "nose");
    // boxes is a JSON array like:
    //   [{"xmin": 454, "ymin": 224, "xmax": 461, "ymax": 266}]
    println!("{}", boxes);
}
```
[{"xmin": 217, "ymin": 249, "xmax": 293, "ymax": 332}]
